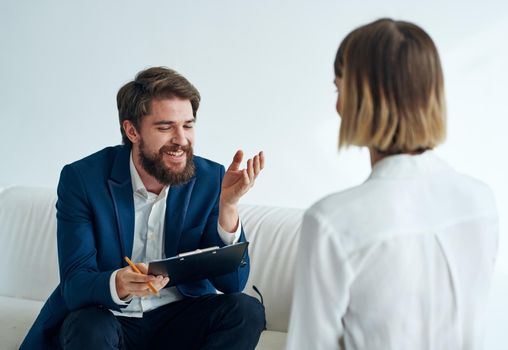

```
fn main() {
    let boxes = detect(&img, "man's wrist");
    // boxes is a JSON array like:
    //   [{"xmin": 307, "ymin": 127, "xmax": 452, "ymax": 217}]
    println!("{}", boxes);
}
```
[
  {"xmin": 218, "ymin": 220, "xmax": 242, "ymax": 244},
  {"xmin": 218, "ymin": 199, "xmax": 239, "ymax": 233},
  {"xmin": 110, "ymin": 270, "xmax": 132, "ymax": 305},
  {"xmin": 219, "ymin": 195, "xmax": 238, "ymax": 209}
]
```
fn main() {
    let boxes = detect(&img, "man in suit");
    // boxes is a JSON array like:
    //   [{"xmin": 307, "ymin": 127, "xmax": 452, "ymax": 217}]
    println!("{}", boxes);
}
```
[{"xmin": 21, "ymin": 67, "xmax": 266, "ymax": 349}]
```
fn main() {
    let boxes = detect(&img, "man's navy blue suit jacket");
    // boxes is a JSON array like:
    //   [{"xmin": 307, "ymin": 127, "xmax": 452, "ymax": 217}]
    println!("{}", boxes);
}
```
[{"xmin": 20, "ymin": 145, "xmax": 250, "ymax": 349}]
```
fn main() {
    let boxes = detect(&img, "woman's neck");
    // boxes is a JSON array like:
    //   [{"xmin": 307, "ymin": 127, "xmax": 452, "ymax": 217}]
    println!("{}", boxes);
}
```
[
  {"xmin": 369, "ymin": 147, "xmax": 429, "ymax": 167},
  {"xmin": 369, "ymin": 148, "xmax": 386, "ymax": 167}
]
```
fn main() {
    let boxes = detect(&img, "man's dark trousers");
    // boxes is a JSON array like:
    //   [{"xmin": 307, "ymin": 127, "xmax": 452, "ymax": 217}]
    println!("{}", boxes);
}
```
[{"xmin": 59, "ymin": 293, "xmax": 265, "ymax": 349}]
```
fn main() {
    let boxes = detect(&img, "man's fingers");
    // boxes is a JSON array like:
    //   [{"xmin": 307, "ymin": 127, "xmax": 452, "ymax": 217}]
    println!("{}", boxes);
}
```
[
  {"xmin": 227, "ymin": 150, "xmax": 243, "ymax": 171},
  {"xmin": 128, "ymin": 282, "xmax": 152, "ymax": 293},
  {"xmin": 259, "ymin": 151, "xmax": 265, "ymax": 170},
  {"xmin": 247, "ymin": 158, "xmax": 255, "ymax": 184},
  {"xmin": 123, "ymin": 269, "xmax": 155, "ymax": 283},
  {"xmin": 227, "ymin": 150, "xmax": 264, "ymax": 175},
  {"xmin": 120, "ymin": 277, "xmax": 152, "ymax": 296},
  {"xmin": 136, "ymin": 263, "xmax": 148, "ymax": 274},
  {"xmin": 241, "ymin": 169, "xmax": 250, "ymax": 187},
  {"xmin": 117, "ymin": 265, "xmax": 167, "ymax": 298},
  {"xmin": 119, "ymin": 266, "xmax": 147, "ymax": 282},
  {"xmin": 124, "ymin": 275, "xmax": 168, "ymax": 296},
  {"xmin": 137, "ymin": 276, "xmax": 169, "ymax": 295},
  {"xmin": 253, "ymin": 155, "xmax": 260, "ymax": 176},
  {"xmin": 153, "ymin": 276, "xmax": 170, "ymax": 290}
]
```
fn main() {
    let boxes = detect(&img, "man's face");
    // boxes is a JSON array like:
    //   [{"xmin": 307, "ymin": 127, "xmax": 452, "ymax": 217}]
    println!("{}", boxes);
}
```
[{"xmin": 135, "ymin": 98, "xmax": 196, "ymax": 185}]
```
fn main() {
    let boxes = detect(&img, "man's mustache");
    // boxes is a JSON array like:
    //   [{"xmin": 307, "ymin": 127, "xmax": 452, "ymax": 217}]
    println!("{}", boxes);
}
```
[{"xmin": 159, "ymin": 144, "xmax": 193, "ymax": 154}]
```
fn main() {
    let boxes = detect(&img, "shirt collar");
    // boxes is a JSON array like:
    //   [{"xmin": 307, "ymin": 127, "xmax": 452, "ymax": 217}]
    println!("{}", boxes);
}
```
[
  {"xmin": 129, "ymin": 151, "xmax": 169, "ymax": 199},
  {"xmin": 368, "ymin": 150, "xmax": 450, "ymax": 180}
]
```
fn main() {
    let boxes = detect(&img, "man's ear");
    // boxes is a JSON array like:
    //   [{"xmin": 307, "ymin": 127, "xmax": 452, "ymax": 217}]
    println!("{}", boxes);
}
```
[{"xmin": 123, "ymin": 120, "xmax": 140, "ymax": 144}]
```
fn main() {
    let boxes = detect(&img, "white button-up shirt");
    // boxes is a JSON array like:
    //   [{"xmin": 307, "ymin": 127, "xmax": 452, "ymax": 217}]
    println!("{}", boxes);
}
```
[
  {"xmin": 109, "ymin": 153, "xmax": 241, "ymax": 317},
  {"xmin": 287, "ymin": 151, "xmax": 498, "ymax": 350}
]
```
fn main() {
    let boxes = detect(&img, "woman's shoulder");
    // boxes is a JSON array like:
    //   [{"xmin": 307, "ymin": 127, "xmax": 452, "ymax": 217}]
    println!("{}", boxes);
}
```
[
  {"xmin": 307, "ymin": 181, "xmax": 382, "ymax": 219},
  {"xmin": 303, "ymin": 182, "xmax": 379, "ymax": 241}
]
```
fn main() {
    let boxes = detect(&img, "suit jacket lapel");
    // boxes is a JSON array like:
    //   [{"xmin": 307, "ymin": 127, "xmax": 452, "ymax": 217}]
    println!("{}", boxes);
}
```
[
  {"xmin": 165, "ymin": 177, "xmax": 196, "ymax": 258},
  {"xmin": 107, "ymin": 146, "xmax": 135, "ymax": 260}
]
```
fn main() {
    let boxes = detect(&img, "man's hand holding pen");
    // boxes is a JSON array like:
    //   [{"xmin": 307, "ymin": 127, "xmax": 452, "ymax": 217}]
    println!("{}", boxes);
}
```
[{"xmin": 116, "ymin": 257, "xmax": 169, "ymax": 299}]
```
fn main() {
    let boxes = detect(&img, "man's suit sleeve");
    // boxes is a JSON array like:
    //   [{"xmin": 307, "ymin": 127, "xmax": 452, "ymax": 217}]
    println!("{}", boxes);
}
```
[
  {"xmin": 56, "ymin": 164, "xmax": 121, "ymax": 311},
  {"xmin": 199, "ymin": 165, "xmax": 250, "ymax": 293}
]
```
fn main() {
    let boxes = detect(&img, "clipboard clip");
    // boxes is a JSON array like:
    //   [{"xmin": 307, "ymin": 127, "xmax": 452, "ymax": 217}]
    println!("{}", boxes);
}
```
[{"xmin": 177, "ymin": 246, "xmax": 219, "ymax": 258}]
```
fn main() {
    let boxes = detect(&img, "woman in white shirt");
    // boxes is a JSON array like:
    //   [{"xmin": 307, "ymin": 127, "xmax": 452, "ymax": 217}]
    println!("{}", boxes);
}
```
[{"xmin": 287, "ymin": 18, "xmax": 498, "ymax": 350}]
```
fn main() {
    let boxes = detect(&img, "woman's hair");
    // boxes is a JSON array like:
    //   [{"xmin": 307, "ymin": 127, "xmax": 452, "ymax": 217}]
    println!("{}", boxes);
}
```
[{"xmin": 334, "ymin": 18, "xmax": 446, "ymax": 153}]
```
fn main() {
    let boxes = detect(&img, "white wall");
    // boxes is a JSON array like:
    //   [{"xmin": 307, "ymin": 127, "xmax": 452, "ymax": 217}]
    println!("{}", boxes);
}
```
[{"xmin": 1, "ymin": 0, "xmax": 507, "ymax": 347}]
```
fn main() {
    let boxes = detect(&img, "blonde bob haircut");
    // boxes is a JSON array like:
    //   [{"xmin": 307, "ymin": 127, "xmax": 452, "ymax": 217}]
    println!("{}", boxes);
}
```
[{"xmin": 334, "ymin": 18, "xmax": 446, "ymax": 153}]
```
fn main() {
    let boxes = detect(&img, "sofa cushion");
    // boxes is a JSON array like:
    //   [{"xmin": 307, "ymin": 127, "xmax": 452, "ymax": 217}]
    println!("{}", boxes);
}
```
[
  {"xmin": 256, "ymin": 330, "xmax": 287, "ymax": 350},
  {"xmin": 0, "ymin": 187, "xmax": 59, "ymax": 301},
  {"xmin": 0, "ymin": 295, "xmax": 288, "ymax": 350},
  {"xmin": 0, "ymin": 296, "xmax": 43, "ymax": 349},
  {"xmin": 0, "ymin": 186, "xmax": 303, "ymax": 347},
  {"xmin": 239, "ymin": 205, "xmax": 303, "ymax": 332}
]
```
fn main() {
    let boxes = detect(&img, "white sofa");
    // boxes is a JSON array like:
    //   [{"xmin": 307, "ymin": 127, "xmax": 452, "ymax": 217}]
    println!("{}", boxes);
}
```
[{"xmin": 0, "ymin": 186, "xmax": 303, "ymax": 349}]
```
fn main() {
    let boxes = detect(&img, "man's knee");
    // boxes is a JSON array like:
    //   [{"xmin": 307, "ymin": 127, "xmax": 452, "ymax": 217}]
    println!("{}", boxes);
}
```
[
  {"xmin": 224, "ymin": 293, "xmax": 266, "ymax": 332},
  {"xmin": 59, "ymin": 306, "xmax": 122, "ymax": 349}
]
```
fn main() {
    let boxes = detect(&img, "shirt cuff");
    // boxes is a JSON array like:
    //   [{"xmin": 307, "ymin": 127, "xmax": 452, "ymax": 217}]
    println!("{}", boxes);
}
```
[
  {"xmin": 110, "ymin": 269, "xmax": 133, "ymax": 305},
  {"xmin": 217, "ymin": 219, "xmax": 242, "ymax": 245}
]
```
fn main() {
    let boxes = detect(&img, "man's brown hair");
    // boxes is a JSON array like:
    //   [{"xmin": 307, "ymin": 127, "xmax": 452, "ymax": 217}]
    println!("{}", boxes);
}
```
[
  {"xmin": 117, "ymin": 67, "xmax": 201, "ymax": 145},
  {"xmin": 334, "ymin": 18, "xmax": 446, "ymax": 153}
]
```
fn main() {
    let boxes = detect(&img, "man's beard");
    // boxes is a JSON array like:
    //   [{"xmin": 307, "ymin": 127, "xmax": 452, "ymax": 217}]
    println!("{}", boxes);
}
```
[{"xmin": 138, "ymin": 140, "xmax": 195, "ymax": 186}]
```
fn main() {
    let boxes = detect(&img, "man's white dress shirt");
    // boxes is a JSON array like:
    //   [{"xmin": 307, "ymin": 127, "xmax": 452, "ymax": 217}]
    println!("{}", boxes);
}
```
[
  {"xmin": 287, "ymin": 151, "xmax": 498, "ymax": 350},
  {"xmin": 109, "ymin": 153, "xmax": 241, "ymax": 318}
]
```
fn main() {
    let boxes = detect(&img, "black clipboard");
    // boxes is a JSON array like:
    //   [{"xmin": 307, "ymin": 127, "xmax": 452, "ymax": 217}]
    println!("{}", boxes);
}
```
[{"xmin": 147, "ymin": 242, "xmax": 249, "ymax": 287}]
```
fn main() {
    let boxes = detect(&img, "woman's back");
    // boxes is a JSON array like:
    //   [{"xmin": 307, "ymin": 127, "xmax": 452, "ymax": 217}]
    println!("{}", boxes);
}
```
[
  {"xmin": 288, "ymin": 152, "xmax": 498, "ymax": 349},
  {"xmin": 287, "ymin": 18, "xmax": 498, "ymax": 350}
]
